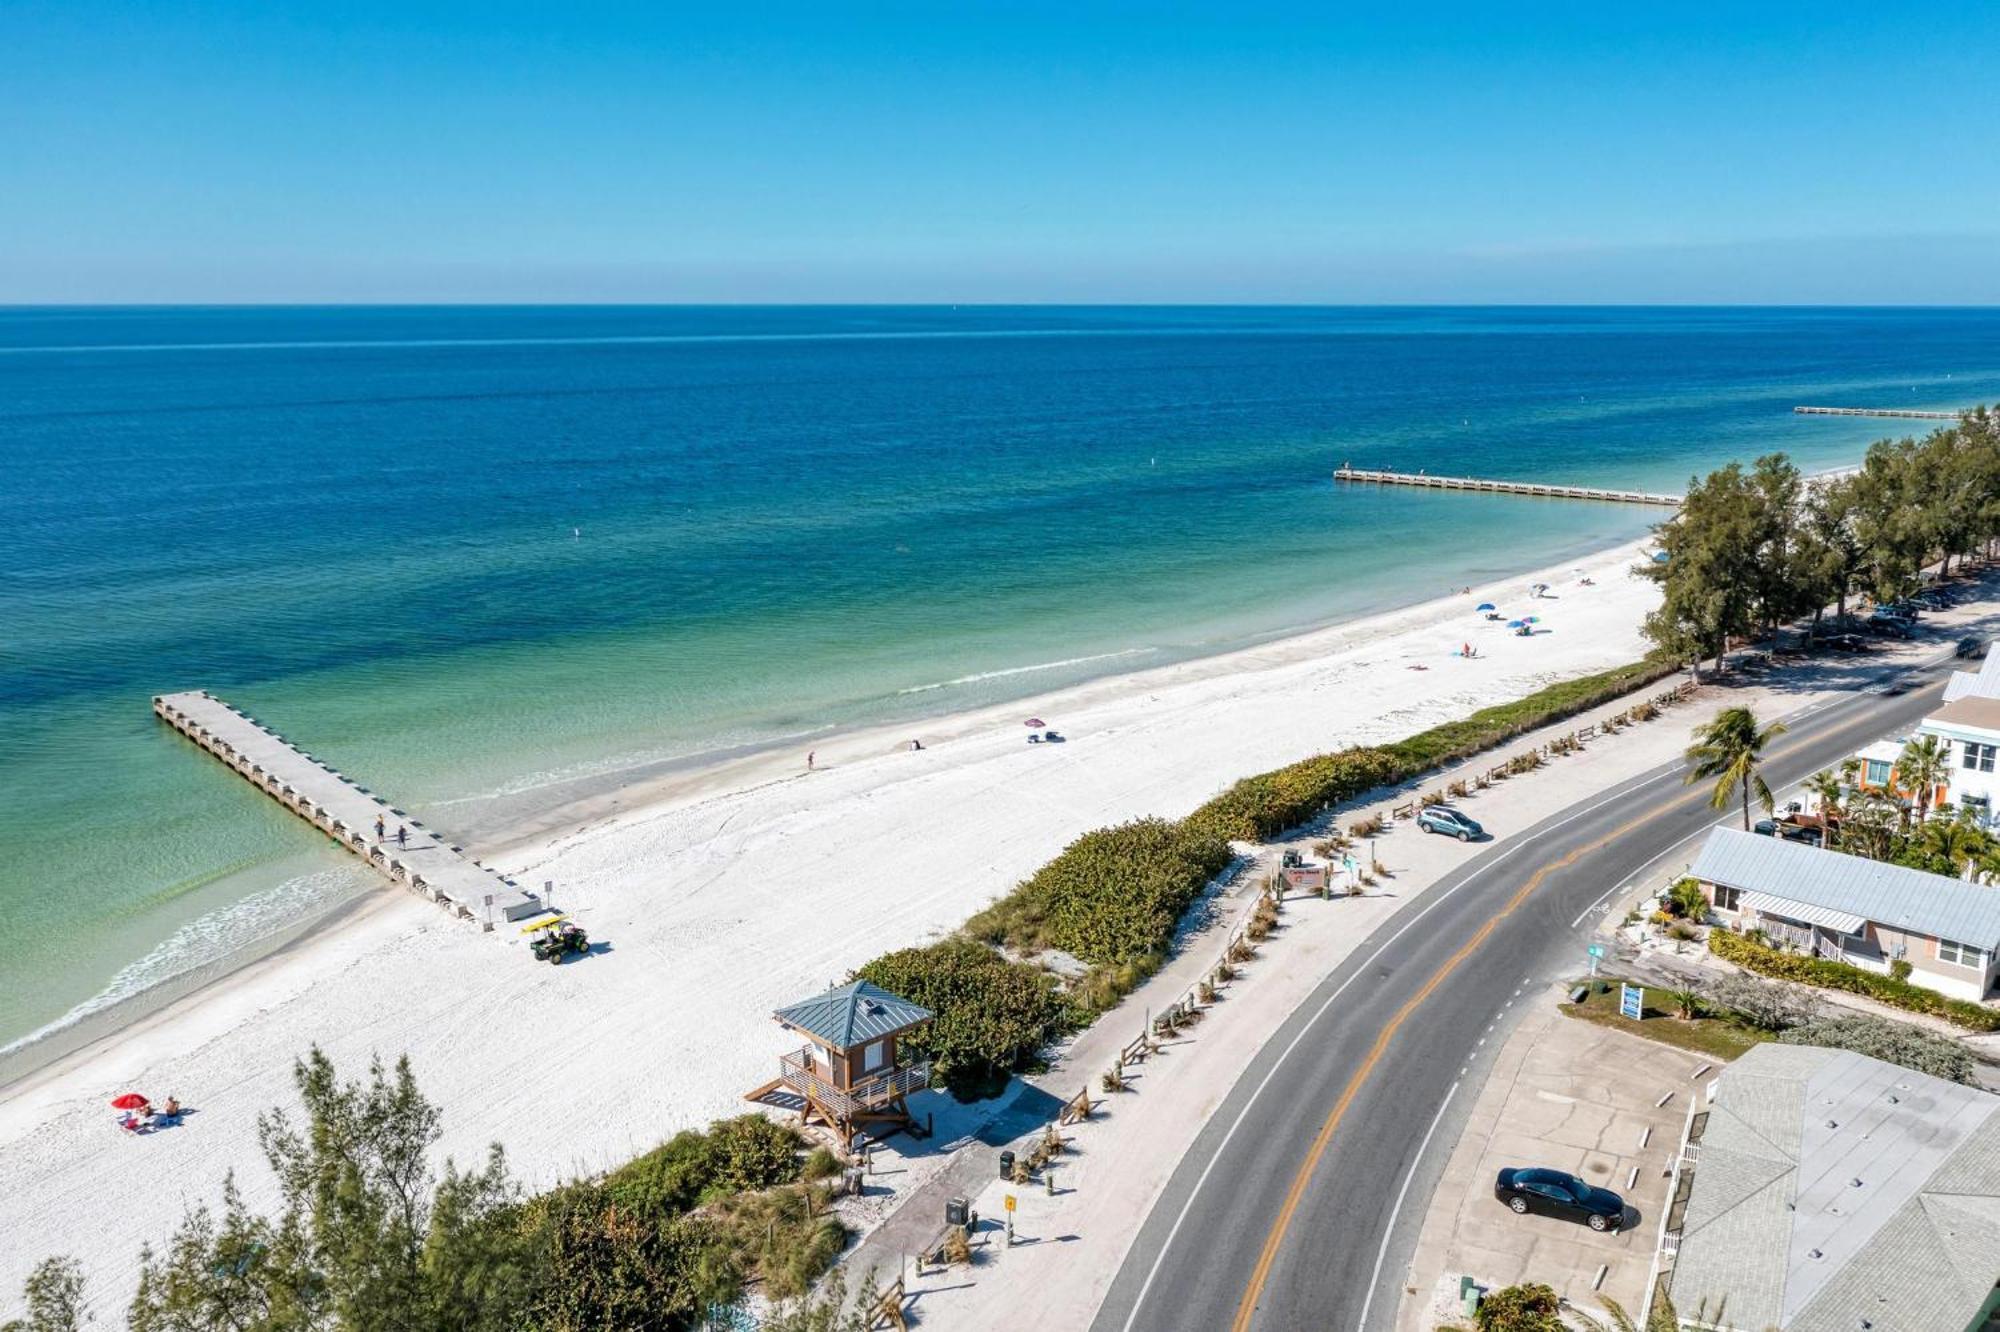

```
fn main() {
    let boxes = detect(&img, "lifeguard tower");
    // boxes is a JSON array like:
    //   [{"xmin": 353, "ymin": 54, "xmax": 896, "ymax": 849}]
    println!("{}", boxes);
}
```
[{"xmin": 746, "ymin": 979, "xmax": 933, "ymax": 1146}]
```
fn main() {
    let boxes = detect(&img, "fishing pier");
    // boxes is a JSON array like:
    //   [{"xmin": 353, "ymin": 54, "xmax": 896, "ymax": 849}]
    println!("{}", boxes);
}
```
[
  {"xmin": 1333, "ymin": 465, "xmax": 1681, "ymax": 507},
  {"xmin": 1792, "ymin": 406, "xmax": 1961, "ymax": 420},
  {"xmin": 152, "ymin": 690, "xmax": 547, "ymax": 931}
]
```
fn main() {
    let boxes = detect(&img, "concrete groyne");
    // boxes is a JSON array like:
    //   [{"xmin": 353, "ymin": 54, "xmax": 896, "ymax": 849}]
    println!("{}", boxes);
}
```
[
  {"xmin": 152, "ymin": 690, "xmax": 545, "ymax": 930},
  {"xmin": 1333, "ymin": 465, "xmax": 1681, "ymax": 507}
]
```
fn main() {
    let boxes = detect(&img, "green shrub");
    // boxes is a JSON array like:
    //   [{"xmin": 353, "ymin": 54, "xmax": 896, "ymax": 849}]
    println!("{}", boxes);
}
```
[
  {"xmin": 1474, "ymin": 1282, "xmax": 1565, "ymax": 1332},
  {"xmin": 524, "ymin": 1182, "xmax": 731, "ymax": 1327},
  {"xmin": 1778, "ymin": 1015, "xmax": 1976, "ymax": 1084},
  {"xmin": 607, "ymin": 1114, "xmax": 804, "ymax": 1214},
  {"xmin": 857, "ymin": 939, "xmax": 1071, "ymax": 1099},
  {"xmin": 801, "ymin": 1147, "xmax": 842, "ymax": 1181},
  {"xmin": 1710, "ymin": 929, "xmax": 2000, "ymax": 1032},
  {"xmin": 1183, "ymin": 748, "xmax": 1404, "ymax": 843},
  {"xmin": 1891, "ymin": 958, "xmax": 1914, "ymax": 982},
  {"xmin": 968, "ymin": 817, "xmax": 1232, "ymax": 966},
  {"xmin": 1384, "ymin": 660, "xmax": 1677, "ymax": 773}
]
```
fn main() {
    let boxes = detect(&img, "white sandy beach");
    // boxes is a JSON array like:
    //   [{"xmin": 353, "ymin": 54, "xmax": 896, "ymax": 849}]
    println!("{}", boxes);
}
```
[{"xmin": 0, "ymin": 537, "xmax": 1662, "ymax": 1316}]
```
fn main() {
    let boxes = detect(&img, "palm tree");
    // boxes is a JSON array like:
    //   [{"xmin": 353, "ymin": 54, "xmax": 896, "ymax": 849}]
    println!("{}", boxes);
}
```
[
  {"xmin": 1919, "ymin": 815, "xmax": 1993, "ymax": 878},
  {"xmin": 1686, "ymin": 707, "xmax": 1789, "ymax": 830},
  {"xmin": 1804, "ymin": 767, "xmax": 1847, "ymax": 849},
  {"xmin": 1895, "ymin": 734, "xmax": 1952, "ymax": 827}
]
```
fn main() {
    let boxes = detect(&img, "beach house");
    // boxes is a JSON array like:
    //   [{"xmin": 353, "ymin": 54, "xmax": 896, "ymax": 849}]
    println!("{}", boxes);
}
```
[
  {"xmin": 1840, "ymin": 643, "xmax": 2000, "ymax": 826},
  {"xmin": 1664, "ymin": 1043, "xmax": 2000, "ymax": 1332},
  {"xmin": 1689, "ymin": 827, "xmax": 2000, "ymax": 1001}
]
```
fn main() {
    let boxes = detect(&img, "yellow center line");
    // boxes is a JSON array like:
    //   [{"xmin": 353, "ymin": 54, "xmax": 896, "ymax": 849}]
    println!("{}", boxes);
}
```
[{"xmin": 1226, "ymin": 703, "xmax": 1900, "ymax": 1331}]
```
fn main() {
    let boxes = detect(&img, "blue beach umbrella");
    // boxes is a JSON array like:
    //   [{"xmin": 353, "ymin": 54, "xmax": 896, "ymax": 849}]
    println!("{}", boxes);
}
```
[
  {"xmin": 1507, "ymin": 619, "xmax": 1525, "ymax": 628},
  {"xmin": 1476, "ymin": 602, "xmax": 1496, "ymax": 611}
]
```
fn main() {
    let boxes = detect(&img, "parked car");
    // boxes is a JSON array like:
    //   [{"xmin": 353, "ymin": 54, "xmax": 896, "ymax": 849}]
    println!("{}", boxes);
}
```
[
  {"xmin": 1755, "ymin": 817, "xmax": 1825, "ymax": 845},
  {"xmin": 1494, "ymin": 1167, "xmax": 1626, "ymax": 1232},
  {"xmin": 1959, "ymin": 636, "xmax": 1986, "ymax": 659},
  {"xmin": 1825, "ymin": 634, "xmax": 1871, "ymax": 653},
  {"xmin": 1417, "ymin": 805, "xmax": 1484, "ymax": 841},
  {"xmin": 1866, "ymin": 615, "xmax": 1915, "ymax": 639}
]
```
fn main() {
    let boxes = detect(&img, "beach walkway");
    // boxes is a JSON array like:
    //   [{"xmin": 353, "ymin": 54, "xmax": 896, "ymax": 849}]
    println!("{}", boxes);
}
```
[
  {"xmin": 1792, "ymin": 405, "xmax": 1962, "ymax": 420},
  {"xmin": 1333, "ymin": 465, "xmax": 1681, "ymax": 507},
  {"xmin": 152, "ymin": 690, "xmax": 545, "ymax": 930}
]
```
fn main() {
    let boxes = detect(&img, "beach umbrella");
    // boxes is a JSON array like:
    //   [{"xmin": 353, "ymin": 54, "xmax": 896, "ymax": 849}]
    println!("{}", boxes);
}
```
[
  {"xmin": 1024, "ymin": 718, "xmax": 1046, "ymax": 728},
  {"xmin": 1507, "ymin": 620, "xmax": 1525, "ymax": 628},
  {"xmin": 110, "ymin": 1093, "xmax": 149, "ymax": 1110},
  {"xmin": 1526, "ymin": 615, "xmax": 1541, "ymax": 623},
  {"xmin": 1476, "ymin": 602, "xmax": 1496, "ymax": 611}
]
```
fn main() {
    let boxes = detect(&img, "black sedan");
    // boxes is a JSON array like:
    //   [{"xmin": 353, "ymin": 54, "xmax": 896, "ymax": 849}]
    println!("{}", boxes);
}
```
[{"xmin": 1494, "ymin": 1167, "xmax": 1626, "ymax": 1231}]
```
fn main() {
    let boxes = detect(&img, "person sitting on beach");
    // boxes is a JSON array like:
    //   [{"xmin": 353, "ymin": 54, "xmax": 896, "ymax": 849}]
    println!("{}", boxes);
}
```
[{"xmin": 161, "ymin": 1096, "xmax": 182, "ymax": 1124}]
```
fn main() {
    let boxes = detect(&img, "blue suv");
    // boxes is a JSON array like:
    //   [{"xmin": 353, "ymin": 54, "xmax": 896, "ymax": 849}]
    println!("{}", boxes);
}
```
[{"xmin": 1417, "ymin": 806, "xmax": 1484, "ymax": 841}]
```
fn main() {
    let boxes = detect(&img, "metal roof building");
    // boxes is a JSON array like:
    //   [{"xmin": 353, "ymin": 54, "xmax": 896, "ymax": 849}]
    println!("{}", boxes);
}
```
[
  {"xmin": 1689, "ymin": 828, "xmax": 2000, "ymax": 951},
  {"xmin": 773, "ymin": 979, "xmax": 932, "ymax": 1050},
  {"xmin": 1668, "ymin": 1043, "xmax": 2000, "ymax": 1332}
]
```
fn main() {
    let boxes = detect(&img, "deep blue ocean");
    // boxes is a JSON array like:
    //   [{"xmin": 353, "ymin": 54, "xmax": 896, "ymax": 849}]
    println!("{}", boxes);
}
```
[{"xmin": 4, "ymin": 305, "xmax": 1997, "ymax": 1060}]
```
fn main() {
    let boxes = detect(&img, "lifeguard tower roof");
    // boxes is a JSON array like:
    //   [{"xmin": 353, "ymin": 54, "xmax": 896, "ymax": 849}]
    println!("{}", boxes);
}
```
[{"xmin": 774, "ymin": 980, "xmax": 931, "ymax": 1050}]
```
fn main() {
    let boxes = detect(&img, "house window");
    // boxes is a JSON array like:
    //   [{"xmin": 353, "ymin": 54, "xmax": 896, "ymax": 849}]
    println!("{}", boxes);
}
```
[
  {"xmin": 1938, "ymin": 938, "xmax": 1989, "ymax": 969},
  {"xmin": 1713, "ymin": 885, "xmax": 1741, "ymax": 912},
  {"xmin": 860, "ymin": 1039, "xmax": 887, "ymax": 1073},
  {"xmin": 1962, "ymin": 742, "xmax": 1997, "ymax": 774},
  {"xmin": 1865, "ymin": 759, "xmax": 1892, "ymax": 786}
]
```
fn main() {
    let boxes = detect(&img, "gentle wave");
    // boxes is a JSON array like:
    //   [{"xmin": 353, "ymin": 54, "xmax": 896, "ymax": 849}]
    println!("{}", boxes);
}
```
[
  {"xmin": 0, "ymin": 868, "xmax": 358, "ymax": 1060},
  {"xmin": 896, "ymin": 647, "xmax": 1157, "ymax": 695}
]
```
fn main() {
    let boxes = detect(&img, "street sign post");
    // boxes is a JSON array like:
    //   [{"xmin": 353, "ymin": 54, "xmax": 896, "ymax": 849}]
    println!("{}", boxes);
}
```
[
  {"xmin": 1587, "ymin": 942, "xmax": 1605, "ymax": 977},
  {"xmin": 1620, "ymin": 983, "xmax": 1644, "ymax": 1020}
]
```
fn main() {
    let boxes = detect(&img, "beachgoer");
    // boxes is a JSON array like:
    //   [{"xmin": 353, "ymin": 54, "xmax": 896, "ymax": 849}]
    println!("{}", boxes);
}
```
[
  {"xmin": 807, "ymin": 751, "xmax": 816, "ymax": 771},
  {"xmin": 396, "ymin": 825, "xmax": 407, "ymax": 847},
  {"xmin": 163, "ymin": 1096, "xmax": 181, "ymax": 1119},
  {"xmin": 374, "ymin": 816, "xmax": 386, "ymax": 840}
]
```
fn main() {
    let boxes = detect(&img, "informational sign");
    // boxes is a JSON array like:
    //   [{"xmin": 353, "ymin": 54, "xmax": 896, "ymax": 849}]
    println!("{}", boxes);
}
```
[
  {"xmin": 1003, "ymin": 1194, "xmax": 1016, "ymax": 1213},
  {"xmin": 1620, "ymin": 983, "xmax": 1644, "ymax": 1020},
  {"xmin": 1587, "ymin": 943, "xmax": 1606, "ymax": 959}
]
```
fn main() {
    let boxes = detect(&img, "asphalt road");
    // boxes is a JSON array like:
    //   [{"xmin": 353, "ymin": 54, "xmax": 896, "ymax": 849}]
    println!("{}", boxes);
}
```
[{"xmin": 1089, "ymin": 655, "xmax": 1963, "ymax": 1332}]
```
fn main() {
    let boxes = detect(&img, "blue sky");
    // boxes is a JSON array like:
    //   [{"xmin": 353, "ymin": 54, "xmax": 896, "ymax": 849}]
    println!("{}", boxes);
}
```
[{"xmin": 5, "ymin": 1, "xmax": 1997, "ymax": 303}]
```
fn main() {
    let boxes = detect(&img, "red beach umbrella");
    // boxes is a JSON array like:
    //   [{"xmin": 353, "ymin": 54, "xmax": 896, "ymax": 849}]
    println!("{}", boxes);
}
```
[
  {"xmin": 1024, "ymin": 718, "xmax": 1047, "ymax": 728},
  {"xmin": 110, "ymin": 1093, "xmax": 149, "ymax": 1110}
]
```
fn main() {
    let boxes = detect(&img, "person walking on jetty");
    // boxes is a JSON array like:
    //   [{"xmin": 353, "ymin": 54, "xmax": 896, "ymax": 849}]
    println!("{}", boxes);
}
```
[
  {"xmin": 374, "ymin": 815, "xmax": 386, "ymax": 840},
  {"xmin": 396, "ymin": 825, "xmax": 407, "ymax": 847}
]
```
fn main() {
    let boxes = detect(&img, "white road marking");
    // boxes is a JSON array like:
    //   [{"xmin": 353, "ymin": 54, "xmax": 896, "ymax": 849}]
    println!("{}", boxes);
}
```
[
  {"xmin": 1355, "ymin": 1079, "xmax": 1463, "ymax": 1332},
  {"xmin": 1111, "ymin": 763, "xmax": 1683, "ymax": 1332}
]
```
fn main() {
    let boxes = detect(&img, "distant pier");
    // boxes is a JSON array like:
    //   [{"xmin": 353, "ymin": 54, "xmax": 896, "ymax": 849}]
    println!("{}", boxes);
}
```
[
  {"xmin": 1333, "ymin": 465, "xmax": 1681, "ymax": 507},
  {"xmin": 1793, "ymin": 406, "xmax": 1961, "ymax": 420},
  {"xmin": 152, "ymin": 690, "xmax": 546, "ymax": 931}
]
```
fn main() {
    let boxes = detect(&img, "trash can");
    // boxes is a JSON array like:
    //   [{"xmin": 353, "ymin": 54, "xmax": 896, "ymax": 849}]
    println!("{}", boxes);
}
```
[
  {"xmin": 998, "ymin": 1150, "xmax": 1016, "ymax": 1179},
  {"xmin": 945, "ymin": 1197, "xmax": 971, "ymax": 1228}
]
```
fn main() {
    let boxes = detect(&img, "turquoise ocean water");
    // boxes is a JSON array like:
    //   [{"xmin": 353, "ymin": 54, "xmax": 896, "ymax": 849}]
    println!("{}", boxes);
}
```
[{"xmin": 4, "ymin": 305, "xmax": 1997, "ymax": 1067}]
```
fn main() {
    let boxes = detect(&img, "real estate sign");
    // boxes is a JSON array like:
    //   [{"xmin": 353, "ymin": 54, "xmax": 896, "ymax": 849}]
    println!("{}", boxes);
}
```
[{"xmin": 1619, "ymin": 983, "xmax": 1644, "ymax": 1020}]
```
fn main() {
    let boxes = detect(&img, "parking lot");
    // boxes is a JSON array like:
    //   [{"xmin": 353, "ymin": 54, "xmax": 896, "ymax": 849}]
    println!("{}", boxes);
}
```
[{"xmin": 1397, "ymin": 993, "xmax": 1708, "ymax": 1328}]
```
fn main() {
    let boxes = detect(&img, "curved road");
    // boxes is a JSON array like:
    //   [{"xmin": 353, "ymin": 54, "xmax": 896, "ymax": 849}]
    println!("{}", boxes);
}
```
[{"xmin": 1090, "ymin": 659, "xmax": 1960, "ymax": 1332}]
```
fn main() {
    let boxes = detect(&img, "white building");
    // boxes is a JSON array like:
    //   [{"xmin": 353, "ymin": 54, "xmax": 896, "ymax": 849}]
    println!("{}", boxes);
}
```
[
  {"xmin": 1691, "ymin": 827, "xmax": 2000, "ymax": 1001},
  {"xmin": 1837, "ymin": 642, "xmax": 2000, "ymax": 826}
]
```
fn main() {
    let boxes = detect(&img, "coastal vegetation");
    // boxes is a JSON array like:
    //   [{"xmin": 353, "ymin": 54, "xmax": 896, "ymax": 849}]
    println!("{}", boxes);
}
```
[
  {"xmin": 1641, "ymin": 408, "xmax": 2000, "ymax": 674},
  {"xmin": 6, "ymin": 1050, "xmax": 866, "ymax": 1332}
]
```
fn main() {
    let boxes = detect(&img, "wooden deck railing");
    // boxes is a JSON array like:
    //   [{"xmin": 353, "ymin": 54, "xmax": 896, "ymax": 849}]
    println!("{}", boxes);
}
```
[{"xmin": 777, "ymin": 1048, "xmax": 930, "ymax": 1116}]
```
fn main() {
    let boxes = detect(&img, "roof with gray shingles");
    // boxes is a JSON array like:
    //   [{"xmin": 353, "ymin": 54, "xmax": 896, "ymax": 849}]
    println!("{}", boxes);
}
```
[
  {"xmin": 1690, "ymin": 827, "xmax": 2000, "ymax": 949},
  {"xmin": 773, "ymin": 980, "xmax": 931, "ymax": 1050},
  {"xmin": 1670, "ymin": 1044, "xmax": 2000, "ymax": 1332}
]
